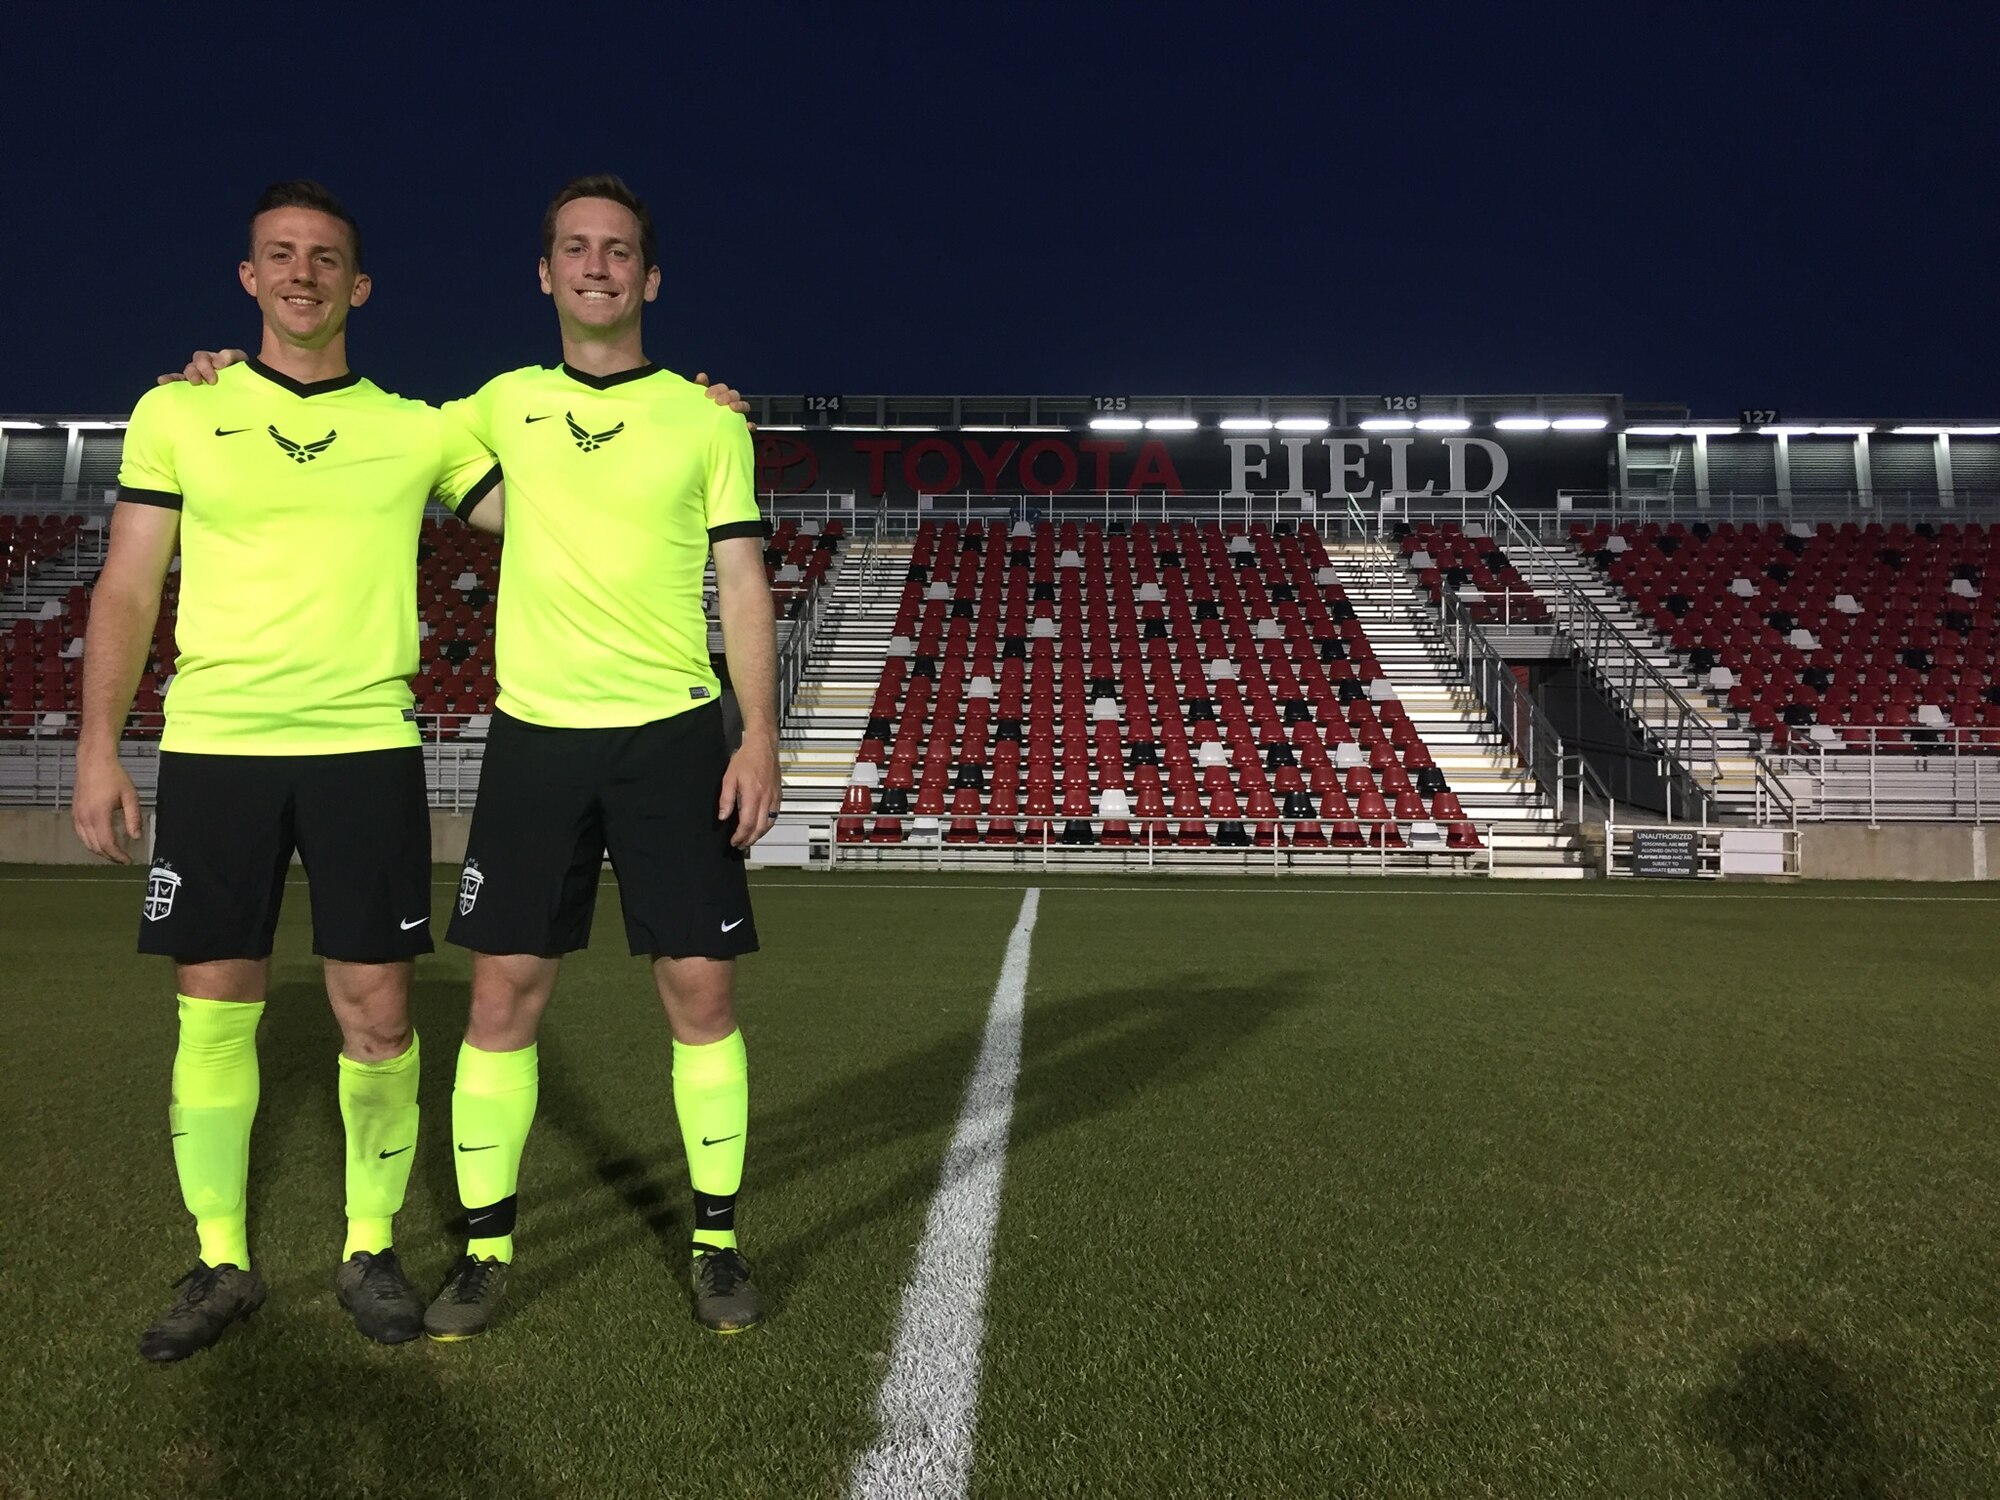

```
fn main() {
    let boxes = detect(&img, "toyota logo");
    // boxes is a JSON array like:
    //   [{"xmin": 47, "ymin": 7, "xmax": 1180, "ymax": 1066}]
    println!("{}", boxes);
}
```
[{"xmin": 755, "ymin": 434, "xmax": 820, "ymax": 496}]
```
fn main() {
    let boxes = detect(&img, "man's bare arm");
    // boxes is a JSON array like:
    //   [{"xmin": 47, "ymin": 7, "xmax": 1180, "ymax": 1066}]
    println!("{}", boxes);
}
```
[
  {"xmin": 73, "ymin": 503, "xmax": 180, "ymax": 862},
  {"xmin": 711, "ymin": 535, "xmax": 781, "ymax": 848},
  {"xmin": 460, "ymin": 484, "xmax": 505, "ymax": 535}
]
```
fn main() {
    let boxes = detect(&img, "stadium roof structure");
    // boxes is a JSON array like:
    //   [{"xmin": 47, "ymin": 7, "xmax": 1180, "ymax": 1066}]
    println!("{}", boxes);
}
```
[{"xmin": 4, "ymin": 395, "xmax": 1998, "ymax": 509}]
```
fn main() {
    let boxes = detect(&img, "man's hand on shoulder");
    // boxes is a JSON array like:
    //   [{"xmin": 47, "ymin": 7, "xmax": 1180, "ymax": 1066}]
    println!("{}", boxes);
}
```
[
  {"xmin": 155, "ymin": 348, "xmax": 249, "ymax": 387},
  {"xmin": 694, "ymin": 372, "xmax": 755, "ymax": 430}
]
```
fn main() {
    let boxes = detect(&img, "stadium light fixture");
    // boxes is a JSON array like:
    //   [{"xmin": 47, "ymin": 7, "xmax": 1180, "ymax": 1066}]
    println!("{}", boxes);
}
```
[
  {"xmin": 0, "ymin": 419, "xmax": 47, "ymax": 430},
  {"xmin": 960, "ymin": 425, "xmax": 1073, "ymax": 433},
  {"xmin": 830, "ymin": 424, "xmax": 888, "ymax": 432},
  {"xmin": 1273, "ymin": 417, "xmax": 1331, "ymax": 432},
  {"xmin": 884, "ymin": 425, "xmax": 941, "ymax": 432},
  {"xmin": 758, "ymin": 424, "xmax": 806, "ymax": 431},
  {"xmin": 1088, "ymin": 417, "xmax": 1144, "ymax": 431},
  {"xmin": 1493, "ymin": 417, "xmax": 1550, "ymax": 431},
  {"xmin": 1218, "ymin": 418, "xmax": 1274, "ymax": 431},
  {"xmin": 1358, "ymin": 418, "xmax": 1413, "ymax": 432},
  {"xmin": 59, "ymin": 420, "xmax": 128, "ymax": 429},
  {"xmin": 1760, "ymin": 425, "xmax": 1875, "ymax": 436},
  {"xmin": 1626, "ymin": 425, "xmax": 1744, "ymax": 437},
  {"xmin": 1892, "ymin": 424, "xmax": 2000, "ymax": 436},
  {"xmin": 1145, "ymin": 417, "xmax": 1199, "ymax": 431},
  {"xmin": 1802, "ymin": 425, "xmax": 1874, "ymax": 436},
  {"xmin": 1415, "ymin": 416, "xmax": 1471, "ymax": 432},
  {"xmin": 1549, "ymin": 417, "xmax": 1609, "ymax": 431}
]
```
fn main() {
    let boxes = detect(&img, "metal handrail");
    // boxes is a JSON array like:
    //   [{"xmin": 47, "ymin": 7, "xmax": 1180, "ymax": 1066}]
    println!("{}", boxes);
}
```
[
  {"xmin": 1344, "ymin": 494, "xmax": 1611, "ymax": 829},
  {"xmin": 1484, "ymin": 496, "xmax": 1725, "ymax": 821},
  {"xmin": 1552, "ymin": 490, "xmax": 2000, "ymax": 529},
  {"xmin": 1754, "ymin": 742, "xmax": 1994, "ymax": 826},
  {"xmin": 830, "ymin": 811, "xmax": 1499, "ymax": 877}
]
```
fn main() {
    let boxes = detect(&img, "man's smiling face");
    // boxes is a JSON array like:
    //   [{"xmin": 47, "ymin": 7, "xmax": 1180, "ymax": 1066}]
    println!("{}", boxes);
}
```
[
  {"xmin": 239, "ymin": 205, "xmax": 369, "ymax": 349},
  {"xmin": 538, "ymin": 195, "xmax": 660, "ymax": 338}
]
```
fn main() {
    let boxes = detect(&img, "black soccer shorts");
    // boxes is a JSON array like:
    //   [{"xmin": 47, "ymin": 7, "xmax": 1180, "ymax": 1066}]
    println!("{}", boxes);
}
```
[
  {"xmin": 141, "ymin": 747, "xmax": 435, "ymax": 964},
  {"xmin": 445, "ymin": 702, "xmax": 759, "ymax": 960}
]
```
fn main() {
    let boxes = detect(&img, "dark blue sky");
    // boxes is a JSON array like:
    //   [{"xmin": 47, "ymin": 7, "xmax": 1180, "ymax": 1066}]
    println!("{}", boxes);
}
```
[{"xmin": 6, "ymin": 2, "xmax": 1994, "ymax": 417}]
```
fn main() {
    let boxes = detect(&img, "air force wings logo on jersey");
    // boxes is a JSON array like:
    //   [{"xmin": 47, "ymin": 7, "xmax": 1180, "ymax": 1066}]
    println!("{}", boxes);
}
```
[
  {"xmin": 268, "ymin": 426, "xmax": 338, "ymax": 464},
  {"xmin": 457, "ymin": 859, "xmax": 485, "ymax": 916},
  {"xmin": 566, "ymin": 412, "xmax": 625, "ymax": 452},
  {"xmin": 144, "ymin": 863, "xmax": 182, "ymax": 922}
]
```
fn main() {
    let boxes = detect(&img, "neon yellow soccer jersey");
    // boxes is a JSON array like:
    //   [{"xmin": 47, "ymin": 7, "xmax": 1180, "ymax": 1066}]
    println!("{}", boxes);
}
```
[
  {"xmin": 117, "ymin": 358, "xmax": 500, "ymax": 754},
  {"xmin": 442, "ymin": 363, "xmax": 762, "ymax": 729}
]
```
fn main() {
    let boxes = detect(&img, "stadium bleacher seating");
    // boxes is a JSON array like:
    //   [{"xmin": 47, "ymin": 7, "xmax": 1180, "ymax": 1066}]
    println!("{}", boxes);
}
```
[
  {"xmin": 2, "ymin": 511, "xmax": 834, "ymax": 738},
  {"xmin": 1572, "ymin": 520, "xmax": 2000, "ymax": 752},
  {"xmin": 1400, "ymin": 521, "xmax": 1550, "ymax": 625},
  {"xmin": 836, "ymin": 519, "xmax": 1481, "ymax": 852}
]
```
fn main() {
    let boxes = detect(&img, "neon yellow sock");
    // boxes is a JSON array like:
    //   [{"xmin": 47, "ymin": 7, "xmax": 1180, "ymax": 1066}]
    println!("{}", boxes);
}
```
[
  {"xmin": 338, "ymin": 1033, "xmax": 420, "ymax": 1258},
  {"xmin": 674, "ymin": 1029, "xmax": 747, "ymax": 1252},
  {"xmin": 452, "ymin": 1042, "xmax": 538, "ymax": 1263},
  {"xmin": 170, "ymin": 995, "xmax": 264, "ymax": 1269}
]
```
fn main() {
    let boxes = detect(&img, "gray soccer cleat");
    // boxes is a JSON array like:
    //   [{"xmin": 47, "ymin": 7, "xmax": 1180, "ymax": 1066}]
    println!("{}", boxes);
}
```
[
  {"xmin": 138, "ymin": 1262, "xmax": 268, "ymax": 1363},
  {"xmin": 423, "ymin": 1253, "xmax": 509, "ymax": 1341},
  {"xmin": 691, "ymin": 1245, "xmax": 764, "ymax": 1334},
  {"xmin": 335, "ymin": 1248, "xmax": 425, "ymax": 1344}
]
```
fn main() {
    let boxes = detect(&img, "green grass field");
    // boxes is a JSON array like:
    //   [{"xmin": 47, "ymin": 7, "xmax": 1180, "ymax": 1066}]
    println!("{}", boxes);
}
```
[{"xmin": 3, "ymin": 867, "xmax": 1998, "ymax": 1499}]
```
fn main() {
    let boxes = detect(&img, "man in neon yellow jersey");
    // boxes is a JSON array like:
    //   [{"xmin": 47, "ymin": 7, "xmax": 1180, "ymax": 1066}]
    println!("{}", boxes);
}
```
[
  {"xmin": 75, "ymin": 180, "xmax": 503, "ymax": 1361},
  {"xmin": 94, "ymin": 180, "xmax": 751, "ymax": 1363},
  {"xmin": 187, "ymin": 174, "xmax": 778, "ymax": 1339},
  {"xmin": 427, "ymin": 175, "xmax": 778, "ymax": 1340}
]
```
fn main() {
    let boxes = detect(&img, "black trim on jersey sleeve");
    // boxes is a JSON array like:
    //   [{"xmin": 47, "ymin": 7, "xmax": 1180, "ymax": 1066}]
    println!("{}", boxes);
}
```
[
  {"xmin": 116, "ymin": 486, "xmax": 184, "ymax": 511},
  {"xmin": 450, "ymin": 464, "xmax": 504, "ymax": 521},
  {"xmin": 245, "ymin": 357, "xmax": 364, "ymax": 398},
  {"xmin": 707, "ymin": 521, "xmax": 766, "ymax": 545},
  {"xmin": 559, "ymin": 361, "xmax": 660, "ymax": 391}
]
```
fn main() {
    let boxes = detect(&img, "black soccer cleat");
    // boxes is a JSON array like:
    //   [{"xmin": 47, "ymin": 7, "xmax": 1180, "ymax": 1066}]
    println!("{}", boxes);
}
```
[
  {"xmin": 424, "ymin": 1253, "xmax": 509, "ymax": 1341},
  {"xmin": 690, "ymin": 1245, "xmax": 764, "ymax": 1334},
  {"xmin": 138, "ymin": 1262, "xmax": 267, "ymax": 1363},
  {"xmin": 334, "ymin": 1248, "xmax": 425, "ymax": 1345}
]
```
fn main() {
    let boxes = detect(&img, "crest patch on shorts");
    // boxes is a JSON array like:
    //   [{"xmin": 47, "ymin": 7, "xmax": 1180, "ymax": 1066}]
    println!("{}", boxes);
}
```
[
  {"xmin": 458, "ymin": 859, "xmax": 485, "ymax": 916},
  {"xmin": 144, "ymin": 863, "xmax": 182, "ymax": 922}
]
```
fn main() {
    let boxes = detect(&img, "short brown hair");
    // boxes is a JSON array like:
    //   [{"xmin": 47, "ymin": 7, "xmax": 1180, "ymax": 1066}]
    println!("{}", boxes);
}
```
[
  {"xmin": 249, "ymin": 180, "xmax": 362, "ymax": 270},
  {"xmin": 541, "ymin": 174, "xmax": 657, "ymax": 270}
]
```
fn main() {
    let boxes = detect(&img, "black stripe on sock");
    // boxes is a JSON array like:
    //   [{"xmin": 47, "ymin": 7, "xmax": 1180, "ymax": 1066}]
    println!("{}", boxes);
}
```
[
  {"xmin": 692, "ymin": 1190, "xmax": 736, "ymax": 1235},
  {"xmin": 463, "ymin": 1194, "xmax": 518, "ymax": 1240}
]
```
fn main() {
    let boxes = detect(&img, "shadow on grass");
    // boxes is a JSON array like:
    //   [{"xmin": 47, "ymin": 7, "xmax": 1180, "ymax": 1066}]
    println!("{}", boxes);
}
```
[
  {"xmin": 503, "ymin": 967, "xmax": 1314, "ymax": 1319},
  {"xmin": 175, "ymin": 1335, "xmax": 554, "ymax": 1500},
  {"xmin": 1687, "ymin": 1338, "xmax": 1914, "ymax": 1500}
]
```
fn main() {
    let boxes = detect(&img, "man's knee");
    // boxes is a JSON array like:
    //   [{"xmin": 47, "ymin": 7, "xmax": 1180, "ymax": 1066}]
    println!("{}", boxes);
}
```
[
  {"xmin": 325, "ymin": 960, "xmax": 414, "ymax": 1060},
  {"xmin": 467, "ymin": 954, "xmax": 560, "ymax": 1048},
  {"xmin": 654, "ymin": 957, "xmax": 736, "ymax": 1039}
]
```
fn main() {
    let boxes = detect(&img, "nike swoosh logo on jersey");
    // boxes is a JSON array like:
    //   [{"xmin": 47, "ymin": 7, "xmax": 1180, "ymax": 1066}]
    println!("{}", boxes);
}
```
[
  {"xmin": 400, "ymin": 916, "xmax": 429, "ymax": 930},
  {"xmin": 721, "ymin": 918, "xmax": 746, "ymax": 933},
  {"xmin": 524, "ymin": 413, "xmax": 553, "ymax": 423},
  {"xmin": 457, "ymin": 1143, "xmax": 498, "ymax": 1153},
  {"xmin": 701, "ymin": 1134, "xmax": 741, "ymax": 1147},
  {"xmin": 378, "ymin": 1145, "xmax": 412, "ymax": 1159},
  {"xmin": 214, "ymin": 427, "xmax": 248, "ymax": 436}
]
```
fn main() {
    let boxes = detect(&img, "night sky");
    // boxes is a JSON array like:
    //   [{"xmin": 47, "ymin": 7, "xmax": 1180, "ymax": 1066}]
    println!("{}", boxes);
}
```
[{"xmin": 6, "ymin": 3, "xmax": 1994, "ymax": 418}]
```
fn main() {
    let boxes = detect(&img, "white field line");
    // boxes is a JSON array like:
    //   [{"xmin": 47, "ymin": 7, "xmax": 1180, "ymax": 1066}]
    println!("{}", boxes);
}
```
[{"xmin": 848, "ymin": 887, "xmax": 1041, "ymax": 1500}]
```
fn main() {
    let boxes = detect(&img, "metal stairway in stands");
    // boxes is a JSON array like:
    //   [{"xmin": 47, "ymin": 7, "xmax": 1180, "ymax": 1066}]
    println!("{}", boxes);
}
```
[{"xmin": 1323, "ymin": 541, "xmax": 1592, "ymax": 876}]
